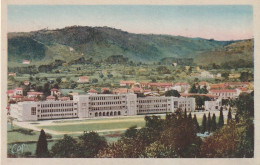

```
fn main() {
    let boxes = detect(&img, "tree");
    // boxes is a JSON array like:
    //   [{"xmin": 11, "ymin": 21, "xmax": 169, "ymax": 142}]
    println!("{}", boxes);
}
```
[
  {"xmin": 207, "ymin": 112, "xmax": 211, "ymax": 133},
  {"xmin": 199, "ymin": 86, "xmax": 208, "ymax": 94},
  {"xmin": 235, "ymin": 113, "xmax": 239, "ymax": 123},
  {"xmin": 227, "ymin": 108, "xmax": 232, "ymax": 124},
  {"xmin": 51, "ymin": 135, "xmax": 79, "ymax": 158},
  {"xmin": 218, "ymin": 107, "xmax": 224, "ymax": 128},
  {"xmin": 184, "ymin": 109, "xmax": 187, "ymax": 119},
  {"xmin": 165, "ymin": 90, "xmax": 180, "ymax": 97},
  {"xmin": 193, "ymin": 114, "xmax": 200, "ymax": 133},
  {"xmin": 211, "ymin": 114, "xmax": 217, "ymax": 132},
  {"xmin": 36, "ymin": 129, "xmax": 49, "ymax": 157},
  {"xmin": 201, "ymin": 114, "xmax": 207, "ymax": 133},
  {"xmin": 77, "ymin": 131, "xmax": 108, "ymax": 158},
  {"xmin": 56, "ymin": 77, "xmax": 62, "ymax": 84},
  {"xmin": 189, "ymin": 84, "xmax": 198, "ymax": 93},
  {"xmin": 92, "ymin": 78, "xmax": 98, "ymax": 83},
  {"xmin": 222, "ymin": 72, "xmax": 229, "ymax": 79},
  {"xmin": 188, "ymin": 112, "xmax": 192, "ymax": 120},
  {"xmin": 124, "ymin": 125, "xmax": 138, "ymax": 138}
]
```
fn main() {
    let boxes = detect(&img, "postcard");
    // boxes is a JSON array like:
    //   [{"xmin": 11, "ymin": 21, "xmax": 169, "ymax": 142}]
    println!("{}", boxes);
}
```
[{"xmin": 1, "ymin": 0, "xmax": 260, "ymax": 165}]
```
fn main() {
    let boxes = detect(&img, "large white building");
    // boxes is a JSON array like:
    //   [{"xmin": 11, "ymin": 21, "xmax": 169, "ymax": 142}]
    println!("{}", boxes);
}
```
[{"xmin": 10, "ymin": 93, "xmax": 196, "ymax": 121}]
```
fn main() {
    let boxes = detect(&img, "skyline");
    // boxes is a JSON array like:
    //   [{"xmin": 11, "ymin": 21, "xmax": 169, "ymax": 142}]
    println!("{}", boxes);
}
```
[{"xmin": 8, "ymin": 5, "xmax": 253, "ymax": 41}]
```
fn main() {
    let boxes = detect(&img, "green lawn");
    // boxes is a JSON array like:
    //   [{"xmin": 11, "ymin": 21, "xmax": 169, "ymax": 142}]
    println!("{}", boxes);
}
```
[{"xmin": 38, "ymin": 120, "xmax": 146, "ymax": 132}]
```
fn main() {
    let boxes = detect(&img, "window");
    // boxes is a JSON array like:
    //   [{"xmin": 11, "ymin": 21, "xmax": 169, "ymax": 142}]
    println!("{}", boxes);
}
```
[{"xmin": 31, "ymin": 107, "xmax": 36, "ymax": 115}]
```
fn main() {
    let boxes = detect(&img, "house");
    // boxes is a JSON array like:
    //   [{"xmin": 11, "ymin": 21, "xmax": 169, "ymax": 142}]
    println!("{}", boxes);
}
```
[
  {"xmin": 8, "ymin": 72, "xmax": 16, "ymax": 77},
  {"xmin": 46, "ymin": 95, "xmax": 56, "ymax": 101},
  {"xmin": 209, "ymin": 83, "xmax": 228, "ymax": 89},
  {"xmin": 208, "ymin": 89, "xmax": 239, "ymax": 99},
  {"xmin": 77, "ymin": 76, "xmax": 89, "ymax": 83},
  {"xmin": 113, "ymin": 88, "xmax": 128, "ymax": 94},
  {"xmin": 172, "ymin": 63, "xmax": 177, "ymax": 67},
  {"xmin": 140, "ymin": 82, "xmax": 149, "ymax": 89},
  {"xmin": 171, "ymin": 82, "xmax": 190, "ymax": 92},
  {"xmin": 51, "ymin": 88, "xmax": 61, "ymax": 97},
  {"xmin": 14, "ymin": 88, "xmax": 23, "ymax": 95},
  {"xmin": 6, "ymin": 90, "xmax": 15, "ymax": 98},
  {"xmin": 27, "ymin": 92, "xmax": 43, "ymax": 98},
  {"xmin": 22, "ymin": 60, "xmax": 30, "ymax": 64},
  {"xmin": 185, "ymin": 66, "xmax": 190, "ymax": 70},
  {"xmin": 11, "ymin": 95, "xmax": 23, "ymax": 102},
  {"xmin": 216, "ymin": 73, "xmax": 222, "ymax": 78},
  {"xmin": 130, "ymin": 87, "xmax": 143, "ymax": 94},
  {"xmin": 24, "ymin": 81, "xmax": 30, "ymax": 86},
  {"xmin": 205, "ymin": 98, "xmax": 222, "ymax": 111},
  {"xmin": 199, "ymin": 82, "xmax": 209, "ymax": 89},
  {"xmin": 148, "ymin": 83, "xmax": 173, "ymax": 91},
  {"xmin": 120, "ymin": 81, "xmax": 136, "ymax": 87},
  {"xmin": 101, "ymin": 88, "xmax": 110, "ymax": 93},
  {"xmin": 88, "ymin": 89, "xmax": 98, "ymax": 95}
]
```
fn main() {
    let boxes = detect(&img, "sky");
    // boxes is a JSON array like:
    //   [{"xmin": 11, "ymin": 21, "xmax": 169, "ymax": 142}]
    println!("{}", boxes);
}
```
[{"xmin": 8, "ymin": 5, "xmax": 253, "ymax": 41}]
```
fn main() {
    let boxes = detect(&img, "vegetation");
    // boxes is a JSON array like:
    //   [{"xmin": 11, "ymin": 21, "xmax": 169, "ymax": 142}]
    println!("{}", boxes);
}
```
[{"xmin": 36, "ymin": 129, "xmax": 49, "ymax": 157}]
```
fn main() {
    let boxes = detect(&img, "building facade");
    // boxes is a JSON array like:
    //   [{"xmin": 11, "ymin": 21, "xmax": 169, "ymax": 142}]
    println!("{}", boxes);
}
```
[{"xmin": 10, "ymin": 94, "xmax": 196, "ymax": 121}]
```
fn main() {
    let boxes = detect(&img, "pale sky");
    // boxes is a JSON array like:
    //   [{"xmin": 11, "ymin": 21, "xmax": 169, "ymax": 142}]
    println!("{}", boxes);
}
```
[{"xmin": 8, "ymin": 5, "xmax": 253, "ymax": 41}]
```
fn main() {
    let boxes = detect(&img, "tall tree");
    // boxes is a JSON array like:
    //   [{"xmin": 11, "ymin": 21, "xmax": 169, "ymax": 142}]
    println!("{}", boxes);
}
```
[
  {"xmin": 184, "ymin": 109, "xmax": 187, "ymax": 119},
  {"xmin": 211, "ymin": 113, "xmax": 217, "ymax": 132},
  {"xmin": 235, "ymin": 113, "xmax": 239, "ymax": 123},
  {"xmin": 165, "ymin": 90, "xmax": 180, "ymax": 97},
  {"xmin": 189, "ymin": 84, "xmax": 198, "ymax": 93},
  {"xmin": 193, "ymin": 114, "xmax": 200, "ymax": 133},
  {"xmin": 218, "ymin": 107, "xmax": 224, "ymax": 128},
  {"xmin": 201, "ymin": 114, "xmax": 207, "ymax": 133},
  {"xmin": 227, "ymin": 107, "xmax": 232, "ymax": 124},
  {"xmin": 188, "ymin": 112, "xmax": 192, "ymax": 120},
  {"xmin": 207, "ymin": 112, "xmax": 211, "ymax": 133},
  {"xmin": 36, "ymin": 129, "xmax": 48, "ymax": 157}
]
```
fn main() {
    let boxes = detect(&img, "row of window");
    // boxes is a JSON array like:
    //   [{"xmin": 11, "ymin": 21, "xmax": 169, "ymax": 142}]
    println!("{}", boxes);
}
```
[
  {"xmin": 90, "ymin": 106, "xmax": 126, "ymax": 111},
  {"xmin": 138, "ymin": 109, "xmax": 169, "ymax": 113},
  {"xmin": 89, "ymin": 101, "xmax": 125, "ymax": 106},
  {"xmin": 40, "ymin": 113, "xmax": 76, "ymax": 117},
  {"xmin": 40, "ymin": 103, "xmax": 74, "ymax": 108},
  {"xmin": 39, "ymin": 108, "xmax": 74, "ymax": 113},
  {"xmin": 138, "ymin": 99, "xmax": 168, "ymax": 103},
  {"xmin": 138, "ymin": 104, "xmax": 168, "ymax": 108},
  {"xmin": 90, "ymin": 96, "xmax": 125, "ymax": 101}
]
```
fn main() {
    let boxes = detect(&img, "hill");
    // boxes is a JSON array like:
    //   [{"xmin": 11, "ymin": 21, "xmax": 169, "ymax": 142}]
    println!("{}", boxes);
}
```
[
  {"xmin": 194, "ymin": 39, "xmax": 253, "ymax": 66},
  {"xmin": 7, "ymin": 26, "xmax": 252, "ymax": 66}
]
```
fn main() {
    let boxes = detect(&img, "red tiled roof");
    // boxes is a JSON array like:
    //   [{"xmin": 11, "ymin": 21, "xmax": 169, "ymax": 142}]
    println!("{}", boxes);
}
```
[
  {"xmin": 149, "ymin": 83, "xmax": 172, "ymax": 87},
  {"xmin": 79, "ymin": 76, "xmax": 89, "ymax": 79},
  {"xmin": 51, "ymin": 88, "xmax": 59, "ymax": 91},
  {"xmin": 101, "ymin": 88, "xmax": 110, "ymax": 91},
  {"xmin": 180, "ymin": 93, "xmax": 218, "ymax": 98},
  {"xmin": 113, "ymin": 88, "xmax": 128, "ymax": 94},
  {"xmin": 6, "ymin": 90, "xmax": 14, "ymax": 94},
  {"xmin": 22, "ymin": 98, "xmax": 36, "ymax": 101},
  {"xmin": 199, "ymin": 82, "xmax": 207, "ymax": 85},
  {"xmin": 120, "ymin": 81, "xmax": 136, "ymax": 84},
  {"xmin": 46, "ymin": 96, "xmax": 56, "ymax": 99},
  {"xmin": 237, "ymin": 87, "xmax": 248, "ymax": 92},
  {"xmin": 140, "ymin": 82, "xmax": 149, "ymax": 85},
  {"xmin": 27, "ymin": 92, "xmax": 43, "ymax": 95},
  {"xmin": 15, "ymin": 88, "xmax": 23, "ymax": 90},
  {"xmin": 12, "ymin": 95, "xmax": 23, "ymax": 98},
  {"xmin": 131, "ymin": 87, "xmax": 142, "ymax": 92},
  {"xmin": 175, "ymin": 82, "xmax": 189, "ymax": 86},
  {"xmin": 88, "ymin": 89, "xmax": 98, "ymax": 93},
  {"xmin": 209, "ymin": 89, "xmax": 237, "ymax": 93}
]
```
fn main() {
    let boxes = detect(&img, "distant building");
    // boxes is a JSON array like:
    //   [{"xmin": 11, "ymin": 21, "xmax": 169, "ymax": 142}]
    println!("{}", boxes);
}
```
[
  {"xmin": 24, "ymin": 81, "xmax": 30, "ymax": 86},
  {"xmin": 200, "ymin": 71, "xmax": 214, "ymax": 78},
  {"xmin": 27, "ymin": 92, "xmax": 43, "ymax": 98},
  {"xmin": 185, "ymin": 66, "xmax": 190, "ymax": 70},
  {"xmin": 172, "ymin": 63, "xmax": 177, "ymax": 67},
  {"xmin": 51, "ymin": 88, "xmax": 61, "ymax": 97},
  {"xmin": 208, "ymin": 89, "xmax": 239, "ymax": 99},
  {"xmin": 88, "ymin": 89, "xmax": 98, "ymax": 95},
  {"xmin": 46, "ymin": 95, "xmax": 56, "ymax": 101},
  {"xmin": 120, "ymin": 81, "xmax": 136, "ymax": 87},
  {"xmin": 8, "ymin": 72, "xmax": 16, "ymax": 77},
  {"xmin": 77, "ymin": 76, "xmax": 89, "ymax": 83},
  {"xmin": 205, "ymin": 98, "xmax": 222, "ymax": 111},
  {"xmin": 22, "ymin": 60, "xmax": 30, "ymax": 64},
  {"xmin": 113, "ymin": 88, "xmax": 128, "ymax": 94}
]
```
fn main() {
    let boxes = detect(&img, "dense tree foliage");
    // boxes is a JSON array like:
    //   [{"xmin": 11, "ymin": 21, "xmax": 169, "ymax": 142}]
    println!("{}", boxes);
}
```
[{"xmin": 165, "ymin": 90, "xmax": 180, "ymax": 97}]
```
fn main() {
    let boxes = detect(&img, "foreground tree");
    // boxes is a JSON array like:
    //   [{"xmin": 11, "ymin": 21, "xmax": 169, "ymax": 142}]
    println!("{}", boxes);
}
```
[
  {"xmin": 36, "ymin": 129, "xmax": 49, "ymax": 157},
  {"xmin": 211, "ymin": 114, "xmax": 217, "ymax": 132},
  {"xmin": 51, "ymin": 135, "xmax": 79, "ymax": 158},
  {"xmin": 218, "ymin": 107, "xmax": 224, "ymax": 128},
  {"xmin": 207, "ymin": 112, "xmax": 211, "ymax": 133},
  {"xmin": 77, "ymin": 131, "xmax": 108, "ymax": 158},
  {"xmin": 193, "ymin": 114, "xmax": 200, "ymax": 133},
  {"xmin": 201, "ymin": 114, "xmax": 207, "ymax": 133},
  {"xmin": 227, "ymin": 108, "xmax": 232, "ymax": 124}
]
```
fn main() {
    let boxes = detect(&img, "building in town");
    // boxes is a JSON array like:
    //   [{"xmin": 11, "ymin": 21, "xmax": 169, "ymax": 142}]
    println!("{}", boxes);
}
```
[
  {"xmin": 22, "ymin": 60, "xmax": 31, "ymax": 64},
  {"xmin": 120, "ymin": 81, "xmax": 136, "ymax": 87},
  {"xmin": 77, "ymin": 76, "xmax": 89, "ymax": 83},
  {"xmin": 208, "ymin": 89, "xmax": 239, "ymax": 99},
  {"xmin": 10, "ymin": 93, "xmax": 196, "ymax": 121},
  {"xmin": 204, "ymin": 98, "xmax": 222, "ymax": 111}
]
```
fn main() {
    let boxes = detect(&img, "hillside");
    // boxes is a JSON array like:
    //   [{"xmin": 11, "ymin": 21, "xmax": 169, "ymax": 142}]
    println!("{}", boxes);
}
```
[
  {"xmin": 8, "ymin": 26, "xmax": 239, "ymax": 65},
  {"xmin": 194, "ymin": 39, "xmax": 253, "ymax": 66}
]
